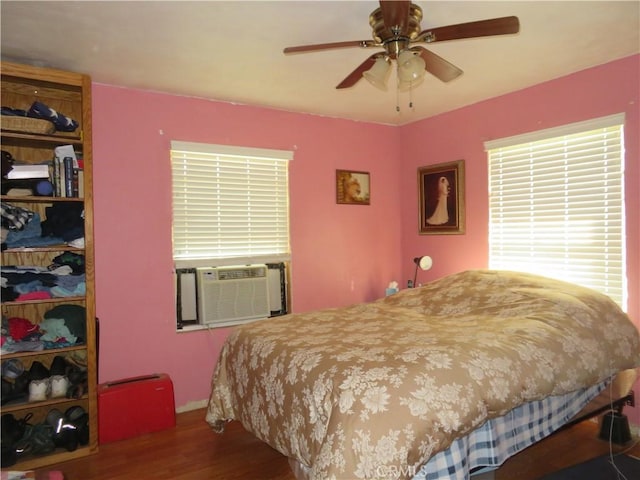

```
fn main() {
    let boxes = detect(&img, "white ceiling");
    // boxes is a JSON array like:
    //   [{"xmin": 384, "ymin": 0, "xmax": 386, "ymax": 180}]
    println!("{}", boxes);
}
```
[{"xmin": 1, "ymin": 1, "xmax": 638, "ymax": 126}]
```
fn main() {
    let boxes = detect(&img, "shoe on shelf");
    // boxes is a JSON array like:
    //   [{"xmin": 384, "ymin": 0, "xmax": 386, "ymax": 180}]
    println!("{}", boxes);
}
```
[
  {"xmin": 49, "ymin": 356, "xmax": 70, "ymax": 399},
  {"xmin": 1, "ymin": 412, "xmax": 31, "ymax": 447},
  {"xmin": 65, "ymin": 405, "xmax": 89, "ymax": 445},
  {"xmin": 28, "ymin": 360, "xmax": 51, "ymax": 402},
  {"xmin": 66, "ymin": 364, "xmax": 87, "ymax": 399},
  {"xmin": 46, "ymin": 408, "xmax": 79, "ymax": 452},
  {"xmin": 28, "ymin": 360, "xmax": 49, "ymax": 381},
  {"xmin": 15, "ymin": 422, "xmax": 56, "ymax": 456},
  {"xmin": 1, "ymin": 359, "xmax": 29, "ymax": 405},
  {"xmin": 1, "ymin": 358, "xmax": 25, "ymax": 379}
]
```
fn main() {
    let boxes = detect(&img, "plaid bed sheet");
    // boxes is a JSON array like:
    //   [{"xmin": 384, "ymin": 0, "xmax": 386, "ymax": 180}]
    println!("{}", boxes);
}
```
[{"xmin": 415, "ymin": 380, "xmax": 609, "ymax": 480}]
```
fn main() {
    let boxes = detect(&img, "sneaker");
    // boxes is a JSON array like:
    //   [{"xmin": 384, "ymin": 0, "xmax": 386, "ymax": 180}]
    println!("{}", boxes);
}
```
[
  {"xmin": 28, "ymin": 360, "xmax": 49, "ymax": 381},
  {"xmin": 15, "ymin": 422, "xmax": 55, "ymax": 456},
  {"xmin": 29, "ymin": 378, "xmax": 50, "ymax": 402},
  {"xmin": 1, "ymin": 412, "xmax": 31, "ymax": 447},
  {"xmin": 28, "ymin": 360, "xmax": 50, "ymax": 402},
  {"xmin": 50, "ymin": 375, "xmax": 70, "ymax": 398},
  {"xmin": 49, "ymin": 356, "xmax": 69, "ymax": 398},
  {"xmin": 1, "ymin": 358, "xmax": 25, "ymax": 379},
  {"xmin": 46, "ymin": 408, "xmax": 78, "ymax": 452},
  {"xmin": 65, "ymin": 405, "xmax": 89, "ymax": 445}
]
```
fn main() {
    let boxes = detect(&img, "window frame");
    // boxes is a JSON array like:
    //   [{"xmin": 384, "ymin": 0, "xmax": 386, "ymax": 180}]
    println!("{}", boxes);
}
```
[{"xmin": 170, "ymin": 141, "xmax": 293, "ymax": 328}]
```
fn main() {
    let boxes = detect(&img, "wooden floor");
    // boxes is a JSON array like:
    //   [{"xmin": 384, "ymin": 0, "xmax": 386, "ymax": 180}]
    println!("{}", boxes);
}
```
[{"xmin": 33, "ymin": 408, "xmax": 639, "ymax": 480}]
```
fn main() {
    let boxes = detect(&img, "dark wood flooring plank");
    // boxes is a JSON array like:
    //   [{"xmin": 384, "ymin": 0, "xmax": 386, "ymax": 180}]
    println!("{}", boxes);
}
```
[{"xmin": 34, "ymin": 409, "xmax": 638, "ymax": 480}]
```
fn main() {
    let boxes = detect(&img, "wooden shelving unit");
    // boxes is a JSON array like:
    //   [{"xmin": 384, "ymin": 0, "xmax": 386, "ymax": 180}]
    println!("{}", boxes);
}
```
[{"xmin": 1, "ymin": 61, "xmax": 98, "ymax": 469}]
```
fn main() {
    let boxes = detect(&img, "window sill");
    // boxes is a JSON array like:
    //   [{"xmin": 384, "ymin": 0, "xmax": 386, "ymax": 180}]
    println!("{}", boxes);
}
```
[
  {"xmin": 176, "ymin": 324, "xmax": 209, "ymax": 333},
  {"xmin": 177, "ymin": 316, "xmax": 272, "ymax": 333}
]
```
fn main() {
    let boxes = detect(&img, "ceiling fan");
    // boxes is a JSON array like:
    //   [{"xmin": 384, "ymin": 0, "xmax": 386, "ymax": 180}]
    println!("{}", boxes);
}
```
[{"xmin": 283, "ymin": 0, "xmax": 520, "ymax": 91}]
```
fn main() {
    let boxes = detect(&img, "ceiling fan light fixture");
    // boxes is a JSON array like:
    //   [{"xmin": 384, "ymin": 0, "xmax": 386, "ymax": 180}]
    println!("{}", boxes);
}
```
[
  {"xmin": 363, "ymin": 56, "xmax": 392, "ymax": 91},
  {"xmin": 283, "ymin": 3, "xmax": 520, "ymax": 94},
  {"xmin": 397, "ymin": 49, "xmax": 426, "ymax": 83}
]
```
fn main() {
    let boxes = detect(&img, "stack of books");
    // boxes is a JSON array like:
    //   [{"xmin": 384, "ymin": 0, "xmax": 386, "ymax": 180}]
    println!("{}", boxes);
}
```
[
  {"xmin": 53, "ymin": 154, "xmax": 84, "ymax": 198},
  {"xmin": 2, "ymin": 144, "xmax": 83, "ymax": 198}
]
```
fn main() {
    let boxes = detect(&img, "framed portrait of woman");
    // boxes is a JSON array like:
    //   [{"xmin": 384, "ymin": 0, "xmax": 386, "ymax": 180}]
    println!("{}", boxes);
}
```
[{"xmin": 418, "ymin": 160, "xmax": 465, "ymax": 234}]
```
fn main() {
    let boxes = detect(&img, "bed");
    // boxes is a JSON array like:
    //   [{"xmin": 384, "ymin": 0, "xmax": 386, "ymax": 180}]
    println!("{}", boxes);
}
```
[{"xmin": 206, "ymin": 269, "xmax": 640, "ymax": 479}]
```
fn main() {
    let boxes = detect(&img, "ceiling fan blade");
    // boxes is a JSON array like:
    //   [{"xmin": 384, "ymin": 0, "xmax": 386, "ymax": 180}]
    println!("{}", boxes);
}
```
[
  {"xmin": 415, "ymin": 47, "xmax": 463, "ymax": 83},
  {"xmin": 417, "ymin": 16, "xmax": 520, "ymax": 43},
  {"xmin": 284, "ymin": 40, "xmax": 377, "ymax": 54},
  {"xmin": 379, "ymin": 0, "xmax": 411, "ymax": 36},
  {"xmin": 336, "ymin": 54, "xmax": 379, "ymax": 89}
]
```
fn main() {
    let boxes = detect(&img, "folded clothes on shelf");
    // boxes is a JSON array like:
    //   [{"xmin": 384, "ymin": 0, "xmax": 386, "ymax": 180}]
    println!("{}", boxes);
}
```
[
  {"xmin": 1, "ymin": 305, "xmax": 87, "ymax": 355},
  {"xmin": 1, "ymin": 203, "xmax": 84, "ymax": 250}
]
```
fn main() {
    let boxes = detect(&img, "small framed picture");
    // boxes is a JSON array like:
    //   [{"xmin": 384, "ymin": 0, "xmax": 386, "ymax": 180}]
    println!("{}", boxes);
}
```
[
  {"xmin": 418, "ymin": 160, "xmax": 465, "ymax": 234},
  {"xmin": 336, "ymin": 170, "xmax": 370, "ymax": 205}
]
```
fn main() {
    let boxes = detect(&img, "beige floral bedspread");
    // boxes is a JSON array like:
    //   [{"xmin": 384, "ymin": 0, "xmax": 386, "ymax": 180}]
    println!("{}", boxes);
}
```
[{"xmin": 206, "ymin": 270, "xmax": 640, "ymax": 479}]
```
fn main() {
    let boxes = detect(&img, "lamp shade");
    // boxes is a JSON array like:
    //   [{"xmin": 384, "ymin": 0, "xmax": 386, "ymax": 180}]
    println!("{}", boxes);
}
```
[
  {"xmin": 412, "ymin": 255, "xmax": 433, "ymax": 287},
  {"xmin": 363, "ymin": 57, "xmax": 392, "ymax": 91},
  {"xmin": 398, "ymin": 75, "xmax": 425, "ymax": 92},
  {"xmin": 397, "ymin": 50, "xmax": 426, "ymax": 83},
  {"xmin": 414, "ymin": 256, "xmax": 433, "ymax": 271}
]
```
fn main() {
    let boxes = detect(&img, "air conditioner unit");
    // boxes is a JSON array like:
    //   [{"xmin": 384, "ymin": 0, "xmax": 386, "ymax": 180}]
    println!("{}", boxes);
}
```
[{"xmin": 196, "ymin": 265, "xmax": 270, "ymax": 326}]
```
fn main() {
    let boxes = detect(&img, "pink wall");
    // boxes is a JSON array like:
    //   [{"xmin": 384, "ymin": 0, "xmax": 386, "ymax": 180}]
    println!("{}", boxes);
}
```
[
  {"xmin": 92, "ymin": 55, "xmax": 639, "ymax": 414},
  {"xmin": 399, "ymin": 54, "xmax": 640, "ymax": 422},
  {"xmin": 91, "ymin": 87, "xmax": 402, "ymax": 407}
]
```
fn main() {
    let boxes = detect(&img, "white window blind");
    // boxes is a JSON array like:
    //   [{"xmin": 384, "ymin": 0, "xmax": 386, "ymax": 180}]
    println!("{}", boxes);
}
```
[
  {"xmin": 171, "ymin": 141, "xmax": 292, "ymax": 265},
  {"xmin": 485, "ymin": 114, "xmax": 626, "ymax": 309}
]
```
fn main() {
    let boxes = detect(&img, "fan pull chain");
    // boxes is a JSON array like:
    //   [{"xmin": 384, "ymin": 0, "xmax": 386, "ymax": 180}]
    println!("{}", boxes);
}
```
[
  {"xmin": 408, "ymin": 82, "xmax": 414, "ymax": 110},
  {"xmin": 395, "ymin": 80, "xmax": 417, "ymax": 113}
]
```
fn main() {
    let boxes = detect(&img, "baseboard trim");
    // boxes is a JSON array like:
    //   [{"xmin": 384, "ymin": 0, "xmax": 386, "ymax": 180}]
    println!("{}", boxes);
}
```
[{"xmin": 176, "ymin": 399, "xmax": 208, "ymax": 413}]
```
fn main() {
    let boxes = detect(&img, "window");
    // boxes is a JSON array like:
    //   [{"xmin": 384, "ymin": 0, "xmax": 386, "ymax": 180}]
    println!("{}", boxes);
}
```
[
  {"xmin": 170, "ymin": 141, "xmax": 292, "ymax": 328},
  {"xmin": 170, "ymin": 141, "xmax": 292, "ymax": 267},
  {"xmin": 485, "ymin": 114, "xmax": 626, "ymax": 309}
]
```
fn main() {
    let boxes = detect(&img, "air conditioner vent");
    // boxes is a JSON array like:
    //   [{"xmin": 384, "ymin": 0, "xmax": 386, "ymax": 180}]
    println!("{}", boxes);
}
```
[
  {"xmin": 196, "ymin": 265, "xmax": 270, "ymax": 326},
  {"xmin": 217, "ymin": 267, "xmax": 267, "ymax": 281}
]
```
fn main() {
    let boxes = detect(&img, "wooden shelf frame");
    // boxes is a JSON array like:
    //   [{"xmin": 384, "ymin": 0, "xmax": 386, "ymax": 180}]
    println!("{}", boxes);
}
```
[{"xmin": 1, "ymin": 61, "xmax": 98, "ymax": 468}]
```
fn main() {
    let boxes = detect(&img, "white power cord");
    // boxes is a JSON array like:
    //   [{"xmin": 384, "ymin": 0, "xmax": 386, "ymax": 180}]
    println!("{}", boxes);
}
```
[{"xmin": 605, "ymin": 377, "xmax": 635, "ymax": 480}]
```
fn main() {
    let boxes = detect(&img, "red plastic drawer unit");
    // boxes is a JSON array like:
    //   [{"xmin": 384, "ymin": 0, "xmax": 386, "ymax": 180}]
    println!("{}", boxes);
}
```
[{"xmin": 98, "ymin": 373, "xmax": 176, "ymax": 444}]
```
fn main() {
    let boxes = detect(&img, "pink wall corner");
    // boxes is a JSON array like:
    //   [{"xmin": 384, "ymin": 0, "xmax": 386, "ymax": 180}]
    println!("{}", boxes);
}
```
[
  {"xmin": 399, "ymin": 54, "xmax": 640, "ymax": 424},
  {"xmin": 91, "ymin": 86, "xmax": 402, "ymax": 407}
]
